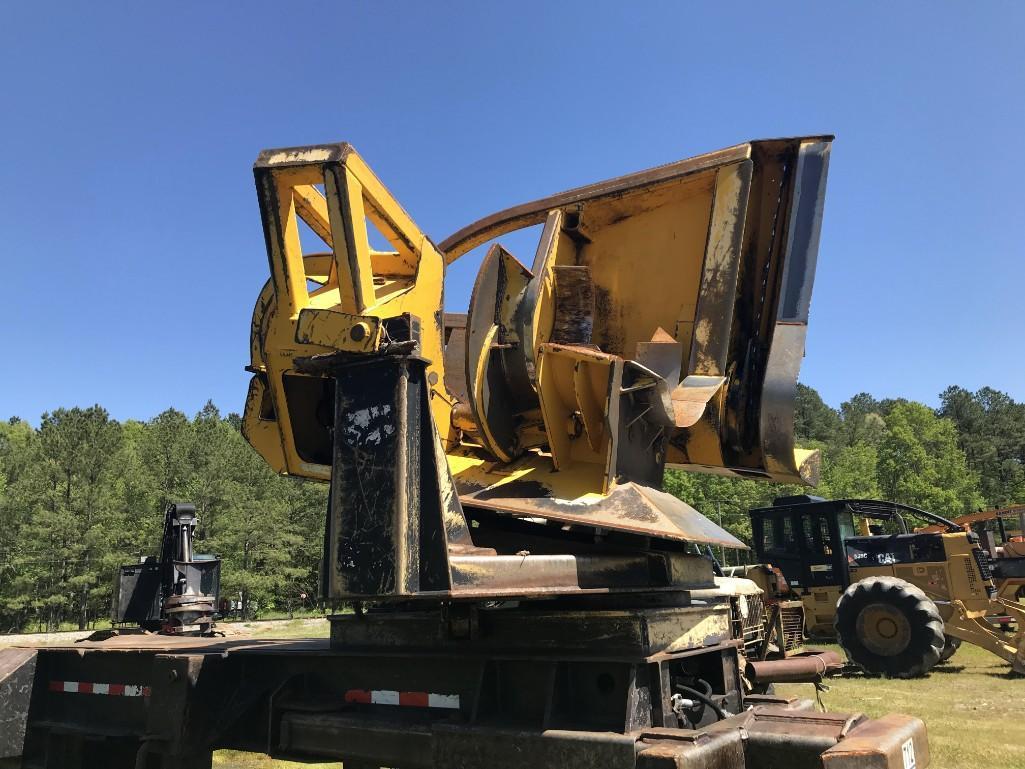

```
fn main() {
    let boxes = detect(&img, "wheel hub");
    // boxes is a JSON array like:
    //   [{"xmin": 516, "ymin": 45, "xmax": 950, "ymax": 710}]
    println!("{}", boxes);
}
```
[{"xmin": 856, "ymin": 602, "xmax": 912, "ymax": 656}]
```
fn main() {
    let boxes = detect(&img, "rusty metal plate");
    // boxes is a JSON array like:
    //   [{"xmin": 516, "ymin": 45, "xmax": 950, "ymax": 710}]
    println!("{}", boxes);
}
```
[
  {"xmin": 459, "ymin": 477, "xmax": 747, "ymax": 549},
  {"xmin": 0, "ymin": 649, "xmax": 36, "ymax": 759}
]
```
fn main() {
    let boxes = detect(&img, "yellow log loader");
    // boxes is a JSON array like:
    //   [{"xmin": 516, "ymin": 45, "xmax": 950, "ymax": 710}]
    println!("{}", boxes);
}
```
[{"xmin": 0, "ymin": 136, "xmax": 933, "ymax": 769}]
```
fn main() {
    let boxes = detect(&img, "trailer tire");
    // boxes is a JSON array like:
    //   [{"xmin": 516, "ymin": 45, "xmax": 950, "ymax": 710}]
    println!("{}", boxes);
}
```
[
  {"xmin": 939, "ymin": 635, "xmax": 961, "ymax": 662},
  {"xmin": 834, "ymin": 576, "xmax": 944, "ymax": 678}
]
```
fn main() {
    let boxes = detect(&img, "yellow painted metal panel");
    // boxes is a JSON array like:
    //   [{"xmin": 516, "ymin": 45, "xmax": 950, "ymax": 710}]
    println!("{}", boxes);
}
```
[{"xmin": 324, "ymin": 166, "xmax": 375, "ymax": 314}]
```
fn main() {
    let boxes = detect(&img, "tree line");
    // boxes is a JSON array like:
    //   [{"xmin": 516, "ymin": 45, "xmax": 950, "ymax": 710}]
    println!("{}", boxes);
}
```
[
  {"xmin": 667, "ymin": 385, "xmax": 1025, "ymax": 559},
  {"xmin": 0, "ymin": 403, "xmax": 326, "ymax": 633},
  {"xmin": 1, "ymin": 385, "xmax": 1022, "ymax": 632}
]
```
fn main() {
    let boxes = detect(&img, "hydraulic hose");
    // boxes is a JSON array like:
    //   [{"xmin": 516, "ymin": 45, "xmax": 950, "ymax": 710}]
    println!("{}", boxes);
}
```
[{"xmin": 674, "ymin": 683, "xmax": 727, "ymax": 721}]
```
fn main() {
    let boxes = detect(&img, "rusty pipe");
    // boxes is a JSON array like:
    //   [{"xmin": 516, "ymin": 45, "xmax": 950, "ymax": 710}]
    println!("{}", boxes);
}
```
[{"xmin": 745, "ymin": 651, "xmax": 843, "ymax": 684}]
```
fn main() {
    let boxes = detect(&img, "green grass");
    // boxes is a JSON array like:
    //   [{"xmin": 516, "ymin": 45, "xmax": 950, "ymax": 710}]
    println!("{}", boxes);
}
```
[{"xmin": 778, "ymin": 643, "xmax": 1025, "ymax": 769}]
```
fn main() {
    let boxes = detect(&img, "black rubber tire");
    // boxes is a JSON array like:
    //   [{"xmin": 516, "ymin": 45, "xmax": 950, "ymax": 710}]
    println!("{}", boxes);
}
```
[
  {"xmin": 834, "ymin": 576, "xmax": 944, "ymax": 678},
  {"xmin": 939, "ymin": 635, "xmax": 961, "ymax": 663}
]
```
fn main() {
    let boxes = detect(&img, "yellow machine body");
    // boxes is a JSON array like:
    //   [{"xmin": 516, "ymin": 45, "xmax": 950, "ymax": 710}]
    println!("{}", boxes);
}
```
[
  {"xmin": 799, "ymin": 586, "xmax": 845, "ymax": 638},
  {"xmin": 844, "ymin": 532, "xmax": 1025, "ymax": 672},
  {"xmin": 918, "ymin": 505, "xmax": 1025, "ymax": 601},
  {"xmin": 243, "ymin": 145, "xmax": 454, "ymax": 481},
  {"xmin": 782, "ymin": 530, "xmax": 1025, "ymax": 672},
  {"xmin": 243, "ymin": 138, "xmax": 832, "ymax": 544}
]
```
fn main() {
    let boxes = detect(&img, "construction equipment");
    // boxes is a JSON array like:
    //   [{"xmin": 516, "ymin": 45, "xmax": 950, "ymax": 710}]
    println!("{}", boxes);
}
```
[
  {"xmin": 917, "ymin": 504, "xmax": 1025, "ymax": 601},
  {"xmin": 691, "ymin": 574, "xmax": 842, "ymax": 696},
  {"xmin": 112, "ymin": 503, "xmax": 221, "ymax": 635},
  {"xmin": 750, "ymin": 496, "xmax": 1025, "ymax": 677},
  {"xmin": 722, "ymin": 563, "xmax": 807, "ymax": 655},
  {"xmin": 0, "ymin": 137, "xmax": 933, "ymax": 768}
]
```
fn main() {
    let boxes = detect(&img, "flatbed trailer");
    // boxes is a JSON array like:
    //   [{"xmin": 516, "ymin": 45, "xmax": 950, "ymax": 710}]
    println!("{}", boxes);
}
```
[{"xmin": 2, "ymin": 603, "xmax": 927, "ymax": 769}]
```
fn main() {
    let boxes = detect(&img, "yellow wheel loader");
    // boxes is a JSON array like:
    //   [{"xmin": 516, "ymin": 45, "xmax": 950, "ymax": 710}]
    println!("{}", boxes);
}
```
[{"xmin": 750, "ymin": 496, "xmax": 1025, "ymax": 677}]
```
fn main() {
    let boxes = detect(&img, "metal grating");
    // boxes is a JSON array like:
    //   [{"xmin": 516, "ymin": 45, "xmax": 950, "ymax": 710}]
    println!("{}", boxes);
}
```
[
  {"xmin": 734, "ymin": 594, "xmax": 767, "ymax": 650},
  {"xmin": 780, "ymin": 603, "xmax": 805, "ymax": 651}
]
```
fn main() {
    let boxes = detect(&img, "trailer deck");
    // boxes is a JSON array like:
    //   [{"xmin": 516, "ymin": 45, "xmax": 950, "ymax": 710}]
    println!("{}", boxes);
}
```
[{"xmin": 3, "ymin": 604, "xmax": 928, "ymax": 769}]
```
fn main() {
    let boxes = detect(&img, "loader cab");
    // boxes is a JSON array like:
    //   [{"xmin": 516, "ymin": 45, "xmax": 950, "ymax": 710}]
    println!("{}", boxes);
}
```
[
  {"xmin": 750, "ymin": 496, "xmax": 967, "ymax": 594},
  {"xmin": 750, "ymin": 496, "xmax": 859, "ymax": 594}
]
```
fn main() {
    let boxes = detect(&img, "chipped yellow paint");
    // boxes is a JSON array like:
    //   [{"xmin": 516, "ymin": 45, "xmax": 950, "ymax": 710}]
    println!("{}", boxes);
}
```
[
  {"xmin": 295, "ymin": 308, "xmax": 383, "ymax": 353},
  {"xmin": 447, "ymin": 448, "xmax": 608, "ymax": 504},
  {"xmin": 263, "ymin": 147, "xmax": 334, "ymax": 165}
]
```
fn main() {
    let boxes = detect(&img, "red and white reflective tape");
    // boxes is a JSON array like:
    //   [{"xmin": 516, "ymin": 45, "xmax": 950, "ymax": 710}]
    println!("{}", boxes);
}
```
[
  {"xmin": 344, "ymin": 689, "xmax": 459, "ymax": 709},
  {"xmin": 49, "ymin": 681, "xmax": 151, "ymax": 698}
]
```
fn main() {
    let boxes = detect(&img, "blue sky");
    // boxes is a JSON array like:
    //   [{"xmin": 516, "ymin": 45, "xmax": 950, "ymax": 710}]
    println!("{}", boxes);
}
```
[{"xmin": 1, "ymin": 2, "xmax": 1022, "ymax": 422}]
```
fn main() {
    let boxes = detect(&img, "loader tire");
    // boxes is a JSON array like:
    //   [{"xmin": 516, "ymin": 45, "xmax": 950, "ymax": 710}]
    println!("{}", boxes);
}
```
[
  {"xmin": 834, "ymin": 576, "xmax": 944, "ymax": 678},
  {"xmin": 939, "ymin": 635, "xmax": 961, "ymax": 662}
]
